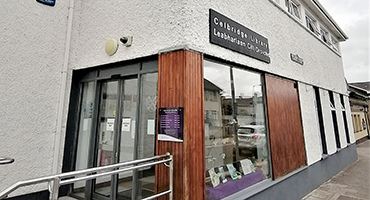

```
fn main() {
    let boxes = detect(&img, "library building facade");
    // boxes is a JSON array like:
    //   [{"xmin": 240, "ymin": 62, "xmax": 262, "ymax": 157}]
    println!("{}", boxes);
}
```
[{"xmin": 0, "ymin": 0, "xmax": 357, "ymax": 200}]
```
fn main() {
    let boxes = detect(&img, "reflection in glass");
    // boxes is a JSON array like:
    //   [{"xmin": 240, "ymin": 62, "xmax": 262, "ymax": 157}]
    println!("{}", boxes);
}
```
[
  {"xmin": 95, "ymin": 81, "xmax": 119, "ymax": 197},
  {"xmin": 73, "ymin": 81, "xmax": 95, "ymax": 197},
  {"xmin": 117, "ymin": 78, "xmax": 137, "ymax": 199},
  {"xmin": 204, "ymin": 60, "xmax": 270, "ymax": 199},
  {"xmin": 136, "ymin": 73, "xmax": 158, "ymax": 199}
]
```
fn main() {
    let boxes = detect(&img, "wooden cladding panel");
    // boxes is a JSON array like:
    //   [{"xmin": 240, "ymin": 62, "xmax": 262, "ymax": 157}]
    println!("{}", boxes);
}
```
[
  {"xmin": 155, "ymin": 50, "xmax": 205, "ymax": 200},
  {"xmin": 265, "ymin": 74, "xmax": 306, "ymax": 179},
  {"xmin": 183, "ymin": 51, "xmax": 205, "ymax": 200}
]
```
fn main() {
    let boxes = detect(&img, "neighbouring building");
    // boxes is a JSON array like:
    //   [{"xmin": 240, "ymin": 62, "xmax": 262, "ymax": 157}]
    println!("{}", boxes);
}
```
[
  {"xmin": 0, "ymin": 0, "xmax": 357, "ymax": 200},
  {"xmin": 348, "ymin": 82, "xmax": 370, "ymax": 142}
]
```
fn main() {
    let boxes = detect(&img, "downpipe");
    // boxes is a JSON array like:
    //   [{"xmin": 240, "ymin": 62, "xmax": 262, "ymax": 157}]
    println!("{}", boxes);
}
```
[{"xmin": 51, "ymin": 0, "xmax": 75, "ymax": 175}]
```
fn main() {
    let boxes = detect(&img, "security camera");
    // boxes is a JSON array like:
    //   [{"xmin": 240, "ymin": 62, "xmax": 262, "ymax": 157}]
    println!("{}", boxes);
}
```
[{"xmin": 120, "ymin": 36, "xmax": 133, "ymax": 47}]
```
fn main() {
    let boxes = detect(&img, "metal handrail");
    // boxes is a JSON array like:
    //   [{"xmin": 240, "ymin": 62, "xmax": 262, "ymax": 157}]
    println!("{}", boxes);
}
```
[
  {"xmin": 0, "ymin": 152, "xmax": 173, "ymax": 200},
  {"xmin": 0, "ymin": 157, "xmax": 15, "ymax": 165}
]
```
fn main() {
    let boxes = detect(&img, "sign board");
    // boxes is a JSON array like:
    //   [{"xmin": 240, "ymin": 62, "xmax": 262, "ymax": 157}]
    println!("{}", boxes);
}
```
[
  {"xmin": 36, "ymin": 0, "xmax": 55, "ymax": 6},
  {"xmin": 158, "ymin": 107, "xmax": 184, "ymax": 142},
  {"xmin": 210, "ymin": 9, "xmax": 270, "ymax": 63},
  {"xmin": 290, "ymin": 53, "xmax": 304, "ymax": 65}
]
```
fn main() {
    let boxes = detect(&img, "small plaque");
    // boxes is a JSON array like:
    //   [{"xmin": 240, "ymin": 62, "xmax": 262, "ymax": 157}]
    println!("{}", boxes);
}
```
[
  {"xmin": 290, "ymin": 53, "xmax": 304, "ymax": 65},
  {"xmin": 158, "ymin": 107, "xmax": 184, "ymax": 142}
]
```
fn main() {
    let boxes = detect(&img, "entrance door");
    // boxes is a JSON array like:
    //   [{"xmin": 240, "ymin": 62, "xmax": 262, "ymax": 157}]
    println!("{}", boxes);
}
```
[
  {"xmin": 93, "ymin": 78, "xmax": 138, "ymax": 200},
  {"xmin": 72, "ymin": 65, "xmax": 158, "ymax": 200}
]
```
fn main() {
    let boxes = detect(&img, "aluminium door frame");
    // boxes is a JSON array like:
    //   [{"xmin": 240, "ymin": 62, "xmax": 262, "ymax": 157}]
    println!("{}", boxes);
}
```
[{"xmin": 69, "ymin": 60, "xmax": 158, "ymax": 200}]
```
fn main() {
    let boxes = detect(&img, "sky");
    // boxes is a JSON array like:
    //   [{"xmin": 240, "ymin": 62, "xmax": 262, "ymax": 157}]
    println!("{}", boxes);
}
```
[{"xmin": 320, "ymin": 0, "xmax": 369, "ymax": 83}]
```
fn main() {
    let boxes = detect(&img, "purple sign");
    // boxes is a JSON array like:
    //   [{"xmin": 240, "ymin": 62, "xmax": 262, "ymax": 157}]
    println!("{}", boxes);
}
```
[{"xmin": 158, "ymin": 107, "xmax": 184, "ymax": 142}]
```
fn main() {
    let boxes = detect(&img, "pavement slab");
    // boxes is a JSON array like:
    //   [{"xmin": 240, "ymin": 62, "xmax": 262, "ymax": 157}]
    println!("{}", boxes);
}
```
[{"xmin": 302, "ymin": 140, "xmax": 370, "ymax": 200}]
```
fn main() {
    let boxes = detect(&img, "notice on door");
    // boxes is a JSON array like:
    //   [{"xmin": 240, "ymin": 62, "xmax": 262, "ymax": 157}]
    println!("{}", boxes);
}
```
[
  {"xmin": 121, "ymin": 118, "xmax": 131, "ymax": 132},
  {"xmin": 158, "ymin": 107, "xmax": 184, "ymax": 142},
  {"xmin": 106, "ymin": 118, "xmax": 115, "ymax": 131}
]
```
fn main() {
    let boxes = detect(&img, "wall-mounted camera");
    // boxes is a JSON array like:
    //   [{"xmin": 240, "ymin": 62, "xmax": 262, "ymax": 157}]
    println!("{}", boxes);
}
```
[{"xmin": 120, "ymin": 36, "xmax": 133, "ymax": 47}]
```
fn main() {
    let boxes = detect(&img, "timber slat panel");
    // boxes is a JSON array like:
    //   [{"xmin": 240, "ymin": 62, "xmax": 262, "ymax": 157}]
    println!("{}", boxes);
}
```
[
  {"xmin": 155, "ymin": 50, "xmax": 205, "ymax": 200},
  {"xmin": 183, "ymin": 51, "xmax": 205, "ymax": 200},
  {"xmin": 265, "ymin": 74, "xmax": 306, "ymax": 179}
]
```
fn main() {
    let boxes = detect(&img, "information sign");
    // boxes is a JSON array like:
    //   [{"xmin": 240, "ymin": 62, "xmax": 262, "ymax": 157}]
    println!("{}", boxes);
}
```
[{"xmin": 158, "ymin": 107, "xmax": 184, "ymax": 142}]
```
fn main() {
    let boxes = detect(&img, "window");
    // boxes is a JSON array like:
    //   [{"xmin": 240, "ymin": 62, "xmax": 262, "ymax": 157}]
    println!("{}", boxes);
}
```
[
  {"xmin": 204, "ymin": 60, "xmax": 270, "ymax": 199},
  {"xmin": 331, "ymin": 36, "xmax": 339, "ymax": 51},
  {"xmin": 306, "ymin": 15, "xmax": 319, "ymax": 35},
  {"xmin": 329, "ymin": 91, "xmax": 341, "ymax": 149},
  {"xmin": 286, "ymin": 0, "xmax": 301, "ymax": 19},
  {"xmin": 320, "ymin": 28, "xmax": 331, "ymax": 45},
  {"xmin": 205, "ymin": 90, "xmax": 217, "ymax": 102}
]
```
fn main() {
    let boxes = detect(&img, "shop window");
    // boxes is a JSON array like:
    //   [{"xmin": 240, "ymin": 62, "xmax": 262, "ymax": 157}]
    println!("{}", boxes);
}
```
[
  {"xmin": 329, "ymin": 91, "xmax": 341, "ymax": 149},
  {"xmin": 305, "ymin": 14, "xmax": 319, "ymax": 35},
  {"xmin": 204, "ymin": 60, "xmax": 270, "ymax": 199},
  {"xmin": 358, "ymin": 114, "xmax": 363, "ymax": 131},
  {"xmin": 314, "ymin": 87, "xmax": 327, "ymax": 155},
  {"xmin": 286, "ymin": 0, "xmax": 301, "ymax": 19},
  {"xmin": 353, "ymin": 114, "xmax": 359, "ymax": 133}
]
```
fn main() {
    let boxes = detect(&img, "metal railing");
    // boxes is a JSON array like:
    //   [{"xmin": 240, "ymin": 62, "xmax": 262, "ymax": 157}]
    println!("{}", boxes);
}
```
[
  {"xmin": 0, "ymin": 157, "xmax": 15, "ymax": 165},
  {"xmin": 0, "ymin": 152, "xmax": 173, "ymax": 200}
]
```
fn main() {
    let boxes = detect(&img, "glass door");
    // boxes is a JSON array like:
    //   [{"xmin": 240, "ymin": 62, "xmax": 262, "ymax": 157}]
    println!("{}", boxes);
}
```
[
  {"xmin": 93, "ymin": 80, "xmax": 120, "ymax": 199},
  {"xmin": 73, "ymin": 73, "xmax": 157, "ymax": 200}
]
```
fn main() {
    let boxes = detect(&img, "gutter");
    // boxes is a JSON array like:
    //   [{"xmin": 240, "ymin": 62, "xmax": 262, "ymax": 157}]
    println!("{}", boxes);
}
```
[
  {"xmin": 52, "ymin": 0, "xmax": 75, "ymax": 175},
  {"xmin": 312, "ymin": 0, "xmax": 349, "ymax": 41}
]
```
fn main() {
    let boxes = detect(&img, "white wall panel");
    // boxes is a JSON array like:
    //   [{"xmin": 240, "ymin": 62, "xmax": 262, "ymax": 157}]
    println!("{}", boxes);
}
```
[
  {"xmin": 0, "ymin": 1, "xmax": 69, "ymax": 195},
  {"xmin": 320, "ymin": 89, "xmax": 337, "ymax": 154},
  {"xmin": 334, "ymin": 94, "xmax": 348, "ymax": 148},
  {"xmin": 298, "ymin": 83, "xmax": 322, "ymax": 165}
]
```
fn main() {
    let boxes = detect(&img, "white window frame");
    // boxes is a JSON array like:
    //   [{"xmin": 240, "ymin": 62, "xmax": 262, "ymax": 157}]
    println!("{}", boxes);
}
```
[
  {"xmin": 286, "ymin": 0, "xmax": 301, "ymax": 19},
  {"xmin": 331, "ymin": 36, "xmax": 339, "ymax": 51},
  {"xmin": 320, "ymin": 27, "xmax": 331, "ymax": 45},
  {"xmin": 305, "ymin": 14, "xmax": 320, "ymax": 35}
]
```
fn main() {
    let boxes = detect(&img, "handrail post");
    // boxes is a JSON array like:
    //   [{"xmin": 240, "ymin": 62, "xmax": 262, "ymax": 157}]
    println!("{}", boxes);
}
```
[
  {"xmin": 168, "ymin": 152, "xmax": 173, "ymax": 200},
  {"xmin": 50, "ymin": 177, "xmax": 60, "ymax": 200}
]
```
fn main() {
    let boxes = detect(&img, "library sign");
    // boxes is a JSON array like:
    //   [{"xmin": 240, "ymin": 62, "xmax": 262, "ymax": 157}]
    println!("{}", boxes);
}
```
[{"xmin": 210, "ymin": 9, "xmax": 270, "ymax": 63}]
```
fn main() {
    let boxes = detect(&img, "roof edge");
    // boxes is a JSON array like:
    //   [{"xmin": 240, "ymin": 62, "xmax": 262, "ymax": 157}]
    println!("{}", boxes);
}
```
[{"xmin": 312, "ymin": 0, "xmax": 349, "ymax": 41}]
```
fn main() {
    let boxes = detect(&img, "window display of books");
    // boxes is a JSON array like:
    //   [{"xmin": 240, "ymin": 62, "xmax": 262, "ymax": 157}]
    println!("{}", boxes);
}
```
[{"xmin": 207, "ymin": 158, "xmax": 256, "ymax": 188}]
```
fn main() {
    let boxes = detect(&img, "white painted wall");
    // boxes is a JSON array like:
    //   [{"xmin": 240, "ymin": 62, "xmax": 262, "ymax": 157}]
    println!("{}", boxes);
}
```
[
  {"xmin": 298, "ymin": 83, "xmax": 322, "ymax": 165},
  {"xmin": 319, "ymin": 89, "xmax": 337, "ymax": 155},
  {"xmin": 334, "ymin": 93, "xmax": 348, "ymax": 148},
  {"xmin": 0, "ymin": 1, "xmax": 69, "ymax": 195},
  {"xmin": 67, "ymin": 0, "xmax": 347, "ymax": 94}
]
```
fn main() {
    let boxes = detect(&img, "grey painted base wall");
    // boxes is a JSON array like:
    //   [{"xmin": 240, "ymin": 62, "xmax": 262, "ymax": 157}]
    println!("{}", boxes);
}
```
[{"xmin": 227, "ymin": 144, "xmax": 358, "ymax": 200}]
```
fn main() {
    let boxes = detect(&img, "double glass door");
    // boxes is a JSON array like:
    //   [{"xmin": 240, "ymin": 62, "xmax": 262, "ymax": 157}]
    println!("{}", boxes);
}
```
[{"xmin": 74, "ymin": 70, "xmax": 158, "ymax": 200}]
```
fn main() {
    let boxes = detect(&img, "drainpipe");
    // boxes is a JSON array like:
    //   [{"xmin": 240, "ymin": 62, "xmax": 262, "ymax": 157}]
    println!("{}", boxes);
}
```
[{"xmin": 51, "ymin": 0, "xmax": 75, "ymax": 175}]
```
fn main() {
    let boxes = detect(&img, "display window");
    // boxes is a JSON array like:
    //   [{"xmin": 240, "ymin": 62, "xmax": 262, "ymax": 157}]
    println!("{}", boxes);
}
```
[{"xmin": 204, "ymin": 60, "xmax": 270, "ymax": 199}]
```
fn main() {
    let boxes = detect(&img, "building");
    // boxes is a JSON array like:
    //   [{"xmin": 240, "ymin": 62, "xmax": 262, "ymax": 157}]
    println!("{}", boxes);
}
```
[
  {"xmin": 0, "ymin": 0, "xmax": 357, "ymax": 200},
  {"xmin": 348, "ymin": 82, "xmax": 370, "ymax": 142}
]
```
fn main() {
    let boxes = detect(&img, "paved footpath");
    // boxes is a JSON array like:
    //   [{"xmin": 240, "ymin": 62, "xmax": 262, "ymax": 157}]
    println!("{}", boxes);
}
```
[{"xmin": 302, "ymin": 139, "xmax": 370, "ymax": 200}]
